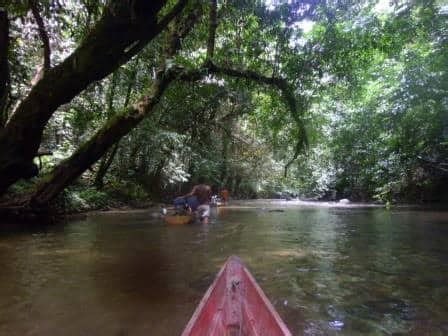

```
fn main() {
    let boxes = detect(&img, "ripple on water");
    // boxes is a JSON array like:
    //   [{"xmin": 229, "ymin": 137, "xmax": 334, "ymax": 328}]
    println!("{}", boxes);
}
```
[{"xmin": 0, "ymin": 202, "xmax": 448, "ymax": 335}]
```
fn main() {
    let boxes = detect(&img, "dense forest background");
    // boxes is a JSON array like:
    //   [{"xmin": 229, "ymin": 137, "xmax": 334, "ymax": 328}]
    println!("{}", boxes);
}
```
[{"xmin": 0, "ymin": 0, "xmax": 447, "ymax": 215}]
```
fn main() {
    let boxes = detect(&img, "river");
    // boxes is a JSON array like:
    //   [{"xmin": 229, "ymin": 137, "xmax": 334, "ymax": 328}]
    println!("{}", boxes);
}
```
[{"xmin": 0, "ymin": 200, "xmax": 447, "ymax": 335}]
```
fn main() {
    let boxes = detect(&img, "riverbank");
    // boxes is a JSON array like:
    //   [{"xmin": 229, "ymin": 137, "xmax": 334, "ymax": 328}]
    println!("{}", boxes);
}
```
[
  {"xmin": 2, "ymin": 181, "xmax": 447, "ymax": 226},
  {"xmin": 0, "ymin": 182, "xmax": 159, "ymax": 225}
]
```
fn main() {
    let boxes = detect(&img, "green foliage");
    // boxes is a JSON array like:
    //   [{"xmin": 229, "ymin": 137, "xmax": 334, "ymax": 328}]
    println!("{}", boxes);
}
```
[
  {"xmin": 6, "ymin": 179, "xmax": 36, "ymax": 197},
  {"xmin": 4, "ymin": 0, "xmax": 447, "ymax": 206},
  {"xmin": 291, "ymin": 1, "xmax": 448, "ymax": 201},
  {"xmin": 64, "ymin": 187, "xmax": 109, "ymax": 212},
  {"xmin": 62, "ymin": 182, "xmax": 151, "ymax": 213}
]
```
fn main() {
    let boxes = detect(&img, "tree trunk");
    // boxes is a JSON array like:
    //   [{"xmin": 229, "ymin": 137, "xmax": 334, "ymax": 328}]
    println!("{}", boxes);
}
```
[
  {"xmin": 143, "ymin": 159, "xmax": 166, "ymax": 195},
  {"xmin": 24, "ymin": 1, "xmax": 308, "ymax": 207},
  {"xmin": 206, "ymin": 0, "xmax": 217, "ymax": 60},
  {"xmin": 29, "ymin": 0, "xmax": 51, "ymax": 70},
  {"xmin": 27, "ymin": 5, "xmax": 204, "ymax": 206},
  {"xmin": 0, "ymin": 9, "xmax": 9, "ymax": 127},
  {"xmin": 30, "ymin": 68, "xmax": 178, "ymax": 206},
  {"xmin": 93, "ymin": 62, "xmax": 138, "ymax": 190},
  {"xmin": 0, "ymin": 0, "xmax": 187, "ymax": 196},
  {"xmin": 220, "ymin": 122, "xmax": 231, "ymax": 186},
  {"xmin": 94, "ymin": 142, "xmax": 119, "ymax": 190}
]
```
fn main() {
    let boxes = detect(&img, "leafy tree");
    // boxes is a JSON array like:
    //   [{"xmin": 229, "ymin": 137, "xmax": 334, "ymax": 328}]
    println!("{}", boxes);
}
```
[{"xmin": 1, "ymin": 0, "xmax": 446, "ymax": 215}]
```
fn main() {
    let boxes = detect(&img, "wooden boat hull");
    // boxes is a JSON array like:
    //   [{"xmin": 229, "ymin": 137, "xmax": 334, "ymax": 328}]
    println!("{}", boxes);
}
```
[
  {"xmin": 163, "ymin": 215, "xmax": 194, "ymax": 225},
  {"xmin": 182, "ymin": 256, "xmax": 291, "ymax": 336}
]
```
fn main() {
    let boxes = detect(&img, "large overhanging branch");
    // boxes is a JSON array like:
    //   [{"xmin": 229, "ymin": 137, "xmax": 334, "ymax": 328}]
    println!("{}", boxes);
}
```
[
  {"xmin": 30, "ymin": 66, "xmax": 205, "ymax": 206},
  {"xmin": 30, "ymin": 67, "xmax": 177, "ymax": 206},
  {"xmin": 203, "ymin": 0, "xmax": 307, "ymax": 176},
  {"xmin": 25, "ymin": 0, "xmax": 307, "ymax": 206},
  {"xmin": 205, "ymin": 62, "xmax": 308, "ymax": 176},
  {"xmin": 121, "ymin": 0, "xmax": 190, "ymax": 60},
  {"xmin": 28, "ymin": 2, "xmax": 204, "ymax": 206},
  {"xmin": 0, "ymin": 0, "xmax": 189, "ymax": 197}
]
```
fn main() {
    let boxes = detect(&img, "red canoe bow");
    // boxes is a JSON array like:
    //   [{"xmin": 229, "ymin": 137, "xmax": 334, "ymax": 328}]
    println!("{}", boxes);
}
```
[{"xmin": 182, "ymin": 256, "xmax": 292, "ymax": 336}]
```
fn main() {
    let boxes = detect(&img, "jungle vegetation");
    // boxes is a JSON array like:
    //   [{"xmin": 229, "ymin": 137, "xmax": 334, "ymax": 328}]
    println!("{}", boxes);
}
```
[{"xmin": 0, "ymin": 0, "xmax": 447, "ymax": 216}]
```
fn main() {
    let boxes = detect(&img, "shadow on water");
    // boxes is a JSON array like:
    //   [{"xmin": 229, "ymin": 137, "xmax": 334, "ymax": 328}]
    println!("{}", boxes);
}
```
[{"xmin": 0, "ymin": 202, "xmax": 448, "ymax": 335}]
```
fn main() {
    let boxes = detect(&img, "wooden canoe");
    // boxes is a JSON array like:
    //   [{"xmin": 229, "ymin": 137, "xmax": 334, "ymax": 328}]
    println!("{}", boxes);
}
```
[
  {"xmin": 163, "ymin": 215, "xmax": 194, "ymax": 225},
  {"xmin": 182, "ymin": 256, "xmax": 292, "ymax": 336}
]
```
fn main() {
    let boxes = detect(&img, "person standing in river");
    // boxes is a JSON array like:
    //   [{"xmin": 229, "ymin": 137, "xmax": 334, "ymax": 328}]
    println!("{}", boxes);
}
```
[
  {"xmin": 219, "ymin": 188, "xmax": 229, "ymax": 204},
  {"xmin": 177, "ymin": 178, "xmax": 212, "ymax": 224}
]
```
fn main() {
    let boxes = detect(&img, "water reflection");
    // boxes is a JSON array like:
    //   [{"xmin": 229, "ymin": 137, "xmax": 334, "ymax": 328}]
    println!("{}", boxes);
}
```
[{"xmin": 0, "ymin": 203, "xmax": 447, "ymax": 335}]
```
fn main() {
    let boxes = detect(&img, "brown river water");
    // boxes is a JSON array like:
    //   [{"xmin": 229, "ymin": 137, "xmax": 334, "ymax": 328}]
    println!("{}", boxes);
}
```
[{"xmin": 0, "ymin": 200, "xmax": 447, "ymax": 335}]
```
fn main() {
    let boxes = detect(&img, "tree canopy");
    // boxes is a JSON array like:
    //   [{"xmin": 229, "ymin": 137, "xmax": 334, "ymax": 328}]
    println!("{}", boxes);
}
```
[{"xmin": 0, "ymin": 0, "xmax": 447, "ymax": 212}]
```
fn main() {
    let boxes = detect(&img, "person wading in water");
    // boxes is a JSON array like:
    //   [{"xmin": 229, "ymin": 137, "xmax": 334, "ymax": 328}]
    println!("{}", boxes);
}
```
[{"xmin": 177, "ymin": 179, "xmax": 212, "ymax": 224}]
